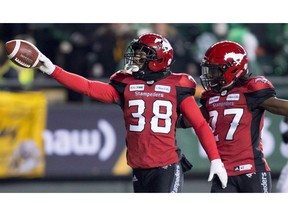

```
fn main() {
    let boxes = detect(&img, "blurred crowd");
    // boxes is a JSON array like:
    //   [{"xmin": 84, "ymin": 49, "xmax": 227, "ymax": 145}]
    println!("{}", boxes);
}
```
[{"xmin": 1, "ymin": 23, "xmax": 288, "ymax": 101}]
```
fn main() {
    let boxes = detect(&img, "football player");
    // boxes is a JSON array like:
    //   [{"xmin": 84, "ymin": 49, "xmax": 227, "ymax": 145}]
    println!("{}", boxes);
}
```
[
  {"xmin": 179, "ymin": 40, "xmax": 288, "ymax": 192},
  {"xmin": 38, "ymin": 33, "xmax": 227, "ymax": 192}
]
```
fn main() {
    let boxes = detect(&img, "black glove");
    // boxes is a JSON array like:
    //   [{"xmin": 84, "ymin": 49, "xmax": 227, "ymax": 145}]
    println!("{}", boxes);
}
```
[{"xmin": 180, "ymin": 154, "xmax": 193, "ymax": 173}]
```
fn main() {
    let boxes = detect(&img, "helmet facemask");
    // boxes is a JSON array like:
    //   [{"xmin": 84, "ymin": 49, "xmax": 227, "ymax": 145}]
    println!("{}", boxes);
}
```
[
  {"xmin": 124, "ymin": 42, "xmax": 171, "ymax": 81},
  {"xmin": 200, "ymin": 61, "xmax": 227, "ymax": 92},
  {"xmin": 124, "ymin": 43, "xmax": 158, "ymax": 79}
]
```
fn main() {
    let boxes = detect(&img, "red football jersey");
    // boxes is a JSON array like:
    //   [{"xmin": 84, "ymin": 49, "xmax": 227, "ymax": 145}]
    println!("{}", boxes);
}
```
[
  {"xmin": 200, "ymin": 76, "xmax": 276, "ymax": 176},
  {"xmin": 110, "ymin": 71, "xmax": 197, "ymax": 168},
  {"xmin": 52, "ymin": 66, "xmax": 219, "ymax": 168}
]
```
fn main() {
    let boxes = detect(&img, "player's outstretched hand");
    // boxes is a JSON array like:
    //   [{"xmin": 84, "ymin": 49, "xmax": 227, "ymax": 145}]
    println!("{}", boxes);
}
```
[
  {"xmin": 208, "ymin": 159, "xmax": 228, "ymax": 189},
  {"xmin": 38, "ymin": 53, "xmax": 56, "ymax": 75}
]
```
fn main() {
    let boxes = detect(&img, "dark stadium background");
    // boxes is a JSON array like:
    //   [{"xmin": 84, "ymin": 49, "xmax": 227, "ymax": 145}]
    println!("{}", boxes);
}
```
[{"xmin": 0, "ymin": 23, "xmax": 287, "ymax": 192}]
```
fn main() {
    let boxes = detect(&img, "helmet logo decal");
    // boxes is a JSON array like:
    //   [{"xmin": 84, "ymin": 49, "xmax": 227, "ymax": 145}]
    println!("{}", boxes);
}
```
[
  {"xmin": 154, "ymin": 38, "xmax": 172, "ymax": 54},
  {"xmin": 224, "ymin": 52, "xmax": 246, "ymax": 66}
]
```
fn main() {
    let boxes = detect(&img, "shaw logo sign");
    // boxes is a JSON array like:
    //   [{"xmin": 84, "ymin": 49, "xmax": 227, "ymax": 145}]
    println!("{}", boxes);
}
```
[
  {"xmin": 44, "ymin": 119, "xmax": 116, "ymax": 160},
  {"xmin": 44, "ymin": 104, "xmax": 127, "ymax": 177}
]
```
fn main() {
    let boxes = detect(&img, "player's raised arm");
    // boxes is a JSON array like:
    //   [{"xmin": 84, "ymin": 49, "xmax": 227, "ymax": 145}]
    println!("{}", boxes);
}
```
[
  {"xmin": 38, "ymin": 52, "xmax": 119, "ymax": 104},
  {"xmin": 5, "ymin": 39, "xmax": 119, "ymax": 103}
]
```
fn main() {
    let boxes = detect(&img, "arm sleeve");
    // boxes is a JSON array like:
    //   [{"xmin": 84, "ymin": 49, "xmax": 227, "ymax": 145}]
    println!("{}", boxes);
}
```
[
  {"xmin": 180, "ymin": 96, "xmax": 220, "ymax": 161},
  {"xmin": 51, "ymin": 66, "xmax": 119, "ymax": 103}
]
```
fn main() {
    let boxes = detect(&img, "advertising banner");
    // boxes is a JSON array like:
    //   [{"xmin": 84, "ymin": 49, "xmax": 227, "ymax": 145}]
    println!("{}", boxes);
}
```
[
  {"xmin": 44, "ymin": 104, "xmax": 131, "ymax": 177},
  {"xmin": 0, "ymin": 92, "xmax": 46, "ymax": 178}
]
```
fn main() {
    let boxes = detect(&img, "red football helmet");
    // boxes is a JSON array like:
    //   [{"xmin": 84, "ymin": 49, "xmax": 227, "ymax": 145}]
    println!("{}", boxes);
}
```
[
  {"xmin": 124, "ymin": 33, "xmax": 173, "ymax": 78},
  {"xmin": 200, "ymin": 40, "xmax": 248, "ymax": 92}
]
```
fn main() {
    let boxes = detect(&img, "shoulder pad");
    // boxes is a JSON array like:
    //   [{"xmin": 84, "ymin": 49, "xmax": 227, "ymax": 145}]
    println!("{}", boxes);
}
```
[
  {"xmin": 200, "ymin": 89, "xmax": 215, "ymax": 100},
  {"xmin": 110, "ymin": 70, "xmax": 133, "ymax": 83},
  {"xmin": 170, "ymin": 73, "xmax": 197, "ymax": 89},
  {"xmin": 246, "ymin": 76, "xmax": 274, "ymax": 92}
]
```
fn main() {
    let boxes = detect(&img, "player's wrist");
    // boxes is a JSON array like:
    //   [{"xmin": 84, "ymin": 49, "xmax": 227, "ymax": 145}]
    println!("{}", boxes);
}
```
[{"xmin": 38, "ymin": 53, "xmax": 55, "ymax": 75}]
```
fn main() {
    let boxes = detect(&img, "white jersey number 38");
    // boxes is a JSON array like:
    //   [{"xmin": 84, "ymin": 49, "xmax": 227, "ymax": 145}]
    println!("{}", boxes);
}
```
[{"xmin": 128, "ymin": 99, "xmax": 172, "ymax": 134}]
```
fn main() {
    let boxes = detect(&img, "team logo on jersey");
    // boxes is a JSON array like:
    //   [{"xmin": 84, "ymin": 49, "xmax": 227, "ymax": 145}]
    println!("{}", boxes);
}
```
[
  {"xmin": 129, "ymin": 84, "xmax": 145, "ymax": 91},
  {"xmin": 224, "ymin": 52, "xmax": 246, "ymax": 66},
  {"xmin": 155, "ymin": 85, "xmax": 171, "ymax": 93},
  {"xmin": 209, "ymin": 96, "xmax": 220, "ymax": 104},
  {"xmin": 226, "ymin": 93, "xmax": 240, "ymax": 101},
  {"xmin": 220, "ymin": 90, "xmax": 228, "ymax": 96},
  {"xmin": 255, "ymin": 77, "xmax": 268, "ymax": 84},
  {"xmin": 146, "ymin": 80, "xmax": 154, "ymax": 85}
]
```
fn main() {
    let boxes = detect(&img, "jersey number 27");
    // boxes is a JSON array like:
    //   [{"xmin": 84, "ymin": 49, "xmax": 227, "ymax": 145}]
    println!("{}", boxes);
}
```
[{"xmin": 209, "ymin": 108, "xmax": 244, "ymax": 141}]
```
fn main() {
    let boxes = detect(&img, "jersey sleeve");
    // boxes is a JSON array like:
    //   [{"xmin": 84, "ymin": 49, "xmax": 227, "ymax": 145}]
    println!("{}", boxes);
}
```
[
  {"xmin": 109, "ymin": 70, "xmax": 129, "ymax": 92},
  {"xmin": 175, "ymin": 74, "xmax": 197, "ymax": 107},
  {"xmin": 246, "ymin": 76, "xmax": 276, "ymax": 110},
  {"xmin": 180, "ymin": 96, "xmax": 220, "ymax": 161},
  {"xmin": 51, "ymin": 66, "xmax": 119, "ymax": 103},
  {"xmin": 109, "ymin": 70, "xmax": 132, "ymax": 108}
]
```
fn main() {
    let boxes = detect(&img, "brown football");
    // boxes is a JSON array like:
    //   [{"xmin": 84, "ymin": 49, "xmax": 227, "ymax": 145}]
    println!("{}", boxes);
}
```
[{"xmin": 5, "ymin": 39, "xmax": 41, "ymax": 68}]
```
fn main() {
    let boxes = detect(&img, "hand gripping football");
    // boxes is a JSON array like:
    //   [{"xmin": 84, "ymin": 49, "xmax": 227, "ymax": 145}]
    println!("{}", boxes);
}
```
[{"xmin": 5, "ymin": 39, "xmax": 41, "ymax": 68}]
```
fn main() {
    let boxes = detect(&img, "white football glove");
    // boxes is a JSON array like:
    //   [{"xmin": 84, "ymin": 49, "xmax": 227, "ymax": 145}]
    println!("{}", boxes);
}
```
[
  {"xmin": 38, "ymin": 53, "xmax": 56, "ymax": 75},
  {"xmin": 208, "ymin": 159, "xmax": 228, "ymax": 189}
]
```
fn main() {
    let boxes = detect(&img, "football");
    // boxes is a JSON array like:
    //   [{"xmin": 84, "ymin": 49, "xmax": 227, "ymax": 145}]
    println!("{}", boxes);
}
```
[{"xmin": 5, "ymin": 39, "xmax": 41, "ymax": 68}]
